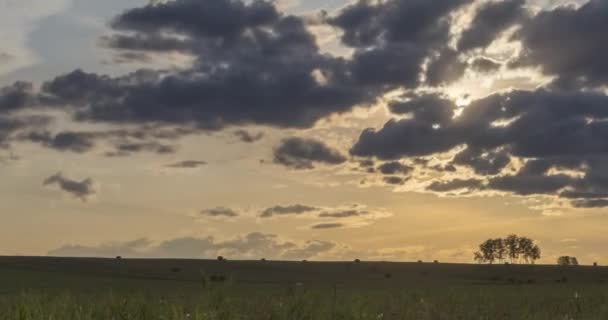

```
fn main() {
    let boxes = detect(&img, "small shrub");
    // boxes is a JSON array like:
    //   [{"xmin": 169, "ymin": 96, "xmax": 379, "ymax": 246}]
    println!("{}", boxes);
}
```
[
  {"xmin": 115, "ymin": 256, "xmax": 122, "ymax": 260},
  {"xmin": 354, "ymin": 259, "xmax": 361, "ymax": 263},
  {"xmin": 433, "ymin": 260, "xmax": 439, "ymax": 264},
  {"xmin": 171, "ymin": 267, "xmax": 181, "ymax": 273},
  {"xmin": 418, "ymin": 260, "xmax": 423, "ymax": 263},
  {"xmin": 261, "ymin": 258, "xmax": 266, "ymax": 262},
  {"xmin": 594, "ymin": 262, "xmax": 599, "ymax": 267},
  {"xmin": 217, "ymin": 256, "xmax": 225, "ymax": 261},
  {"xmin": 384, "ymin": 273, "xmax": 392, "ymax": 279}
]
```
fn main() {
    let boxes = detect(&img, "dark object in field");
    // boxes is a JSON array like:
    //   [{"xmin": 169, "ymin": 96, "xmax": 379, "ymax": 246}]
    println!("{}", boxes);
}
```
[
  {"xmin": 418, "ymin": 260, "xmax": 423, "ymax": 263},
  {"xmin": 594, "ymin": 262, "xmax": 598, "ymax": 267},
  {"xmin": 302, "ymin": 260, "xmax": 308, "ymax": 263},
  {"xmin": 261, "ymin": 258, "xmax": 266, "ymax": 262},
  {"xmin": 354, "ymin": 259, "xmax": 361, "ymax": 263},
  {"xmin": 384, "ymin": 273, "xmax": 392, "ymax": 279},
  {"xmin": 210, "ymin": 275, "xmax": 227, "ymax": 282},
  {"xmin": 556, "ymin": 276, "xmax": 569, "ymax": 283},
  {"xmin": 507, "ymin": 277, "xmax": 516, "ymax": 284},
  {"xmin": 433, "ymin": 260, "xmax": 439, "ymax": 264},
  {"xmin": 217, "ymin": 256, "xmax": 226, "ymax": 261},
  {"xmin": 527, "ymin": 279, "xmax": 536, "ymax": 284},
  {"xmin": 115, "ymin": 256, "xmax": 122, "ymax": 260},
  {"xmin": 171, "ymin": 267, "xmax": 181, "ymax": 273}
]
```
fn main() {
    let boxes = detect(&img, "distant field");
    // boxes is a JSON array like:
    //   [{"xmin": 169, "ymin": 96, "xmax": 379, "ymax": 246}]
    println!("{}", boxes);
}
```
[{"xmin": 1, "ymin": 256, "xmax": 608, "ymax": 319}]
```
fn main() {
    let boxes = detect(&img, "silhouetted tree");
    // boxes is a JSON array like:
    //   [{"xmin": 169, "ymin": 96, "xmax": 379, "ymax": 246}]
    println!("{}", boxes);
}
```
[
  {"xmin": 558, "ymin": 256, "xmax": 579, "ymax": 266},
  {"xmin": 474, "ymin": 235, "xmax": 540, "ymax": 264}
]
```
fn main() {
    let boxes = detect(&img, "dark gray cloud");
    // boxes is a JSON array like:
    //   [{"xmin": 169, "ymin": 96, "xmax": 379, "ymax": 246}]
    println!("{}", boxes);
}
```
[
  {"xmin": 311, "ymin": 223, "xmax": 344, "ymax": 230},
  {"xmin": 43, "ymin": 172, "xmax": 95, "ymax": 201},
  {"xmin": 427, "ymin": 178, "xmax": 485, "ymax": 192},
  {"xmin": 105, "ymin": 141, "xmax": 176, "ymax": 157},
  {"xmin": 25, "ymin": 131, "xmax": 96, "ymax": 153},
  {"xmin": 60, "ymin": 0, "xmax": 373, "ymax": 131},
  {"xmin": 0, "ymin": 82, "xmax": 35, "ymax": 114},
  {"xmin": 260, "ymin": 204, "xmax": 319, "ymax": 218},
  {"xmin": 166, "ymin": 160, "xmax": 207, "ymax": 168},
  {"xmin": 383, "ymin": 176, "xmax": 407, "ymax": 185},
  {"xmin": 318, "ymin": 210, "xmax": 366, "ymax": 218},
  {"xmin": 389, "ymin": 93, "xmax": 455, "ymax": 125},
  {"xmin": 330, "ymin": 0, "xmax": 472, "ymax": 87},
  {"xmin": 352, "ymin": 88, "xmax": 608, "ymax": 206},
  {"xmin": 470, "ymin": 57, "xmax": 501, "ymax": 73},
  {"xmin": 234, "ymin": 130, "xmax": 264, "ymax": 143},
  {"xmin": 49, "ymin": 232, "xmax": 335, "ymax": 260},
  {"xmin": 426, "ymin": 48, "xmax": 468, "ymax": 86},
  {"xmin": 512, "ymin": 0, "xmax": 608, "ymax": 88},
  {"xmin": 377, "ymin": 161, "xmax": 412, "ymax": 175},
  {"xmin": 273, "ymin": 137, "xmax": 347, "ymax": 169},
  {"xmin": 572, "ymin": 199, "xmax": 608, "ymax": 209},
  {"xmin": 458, "ymin": 0, "xmax": 526, "ymax": 51},
  {"xmin": 201, "ymin": 207, "xmax": 239, "ymax": 218}
]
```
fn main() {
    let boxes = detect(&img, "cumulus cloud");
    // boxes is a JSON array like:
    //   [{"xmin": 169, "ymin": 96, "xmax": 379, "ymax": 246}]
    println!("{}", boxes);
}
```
[
  {"xmin": 273, "ymin": 137, "xmax": 347, "ymax": 170},
  {"xmin": 512, "ymin": 0, "xmax": 608, "ymax": 88},
  {"xmin": 201, "ymin": 207, "xmax": 239, "ymax": 218},
  {"xmin": 457, "ymin": 0, "xmax": 526, "ymax": 51},
  {"xmin": 260, "ymin": 204, "xmax": 319, "ymax": 218},
  {"xmin": 25, "ymin": 131, "xmax": 96, "ymax": 153},
  {"xmin": 352, "ymin": 88, "xmax": 608, "ymax": 208},
  {"xmin": 311, "ymin": 223, "xmax": 344, "ymax": 230},
  {"xmin": 43, "ymin": 172, "xmax": 95, "ymax": 201},
  {"xmin": 165, "ymin": 160, "xmax": 207, "ymax": 168}
]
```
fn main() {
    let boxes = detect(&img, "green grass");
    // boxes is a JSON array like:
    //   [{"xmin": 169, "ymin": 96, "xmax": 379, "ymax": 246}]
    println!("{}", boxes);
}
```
[{"xmin": 1, "ymin": 256, "xmax": 608, "ymax": 319}]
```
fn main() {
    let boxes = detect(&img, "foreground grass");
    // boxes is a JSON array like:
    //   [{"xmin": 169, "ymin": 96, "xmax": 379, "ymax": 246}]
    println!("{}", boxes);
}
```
[
  {"xmin": 2, "ymin": 284, "xmax": 608, "ymax": 320},
  {"xmin": 2, "ymin": 257, "xmax": 608, "ymax": 319}
]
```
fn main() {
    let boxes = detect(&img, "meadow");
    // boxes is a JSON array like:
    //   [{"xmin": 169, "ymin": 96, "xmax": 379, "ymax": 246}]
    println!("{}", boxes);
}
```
[{"xmin": 1, "ymin": 256, "xmax": 608, "ymax": 319}]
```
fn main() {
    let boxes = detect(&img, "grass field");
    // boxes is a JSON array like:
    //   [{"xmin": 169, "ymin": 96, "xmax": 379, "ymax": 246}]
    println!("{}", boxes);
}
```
[{"xmin": 1, "ymin": 256, "xmax": 608, "ymax": 319}]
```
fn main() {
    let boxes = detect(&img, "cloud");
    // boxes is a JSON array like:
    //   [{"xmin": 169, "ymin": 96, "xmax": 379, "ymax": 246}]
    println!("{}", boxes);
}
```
[
  {"xmin": 470, "ymin": 57, "xmax": 502, "ymax": 73},
  {"xmin": 351, "ymin": 88, "xmax": 608, "ymax": 208},
  {"xmin": 273, "ymin": 137, "xmax": 346, "ymax": 170},
  {"xmin": 318, "ymin": 210, "xmax": 365, "ymax": 218},
  {"xmin": 200, "ymin": 207, "xmax": 239, "ymax": 218},
  {"xmin": 234, "ymin": 130, "xmax": 264, "ymax": 143},
  {"xmin": 25, "ymin": 131, "xmax": 96, "ymax": 153},
  {"xmin": 43, "ymin": 172, "xmax": 95, "ymax": 201},
  {"xmin": 512, "ymin": 0, "xmax": 608, "ymax": 88},
  {"xmin": 311, "ymin": 223, "xmax": 344, "ymax": 230},
  {"xmin": 0, "ymin": 82, "xmax": 35, "ymax": 114},
  {"xmin": 105, "ymin": 141, "xmax": 176, "ymax": 157},
  {"xmin": 383, "ymin": 176, "xmax": 407, "ymax": 185},
  {"xmin": 166, "ymin": 160, "xmax": 207, "ymax": 169},
  {"xmin": 457, "ymin": 0, "xmax": 526, "ymax": 51},
  {"xmin": 427, "ymin": 178, "xmax": 485, "ymax": 193},
  {"xmin": 260, "ymin": 204, "xmax": 319, "ymax": 218},
  {"xmin": 329, "ymin": 0, "xmax": 472, "ymax": 87},
  {"xmin": 570, "ymin": 199, "xmax": 608, "ymax": 209},
  {"xmin": 377, "ymin": 161, "xmax": 413, "ymax": 175},
  {"xmin": 48, "ymin": 232, "xmax": 336, "ymax": 260}
]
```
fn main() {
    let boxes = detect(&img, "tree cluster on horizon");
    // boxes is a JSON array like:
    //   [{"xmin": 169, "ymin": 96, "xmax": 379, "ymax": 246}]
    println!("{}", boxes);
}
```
[{"xmin": 474, "ymin": 235, "xmax": 541, "ymax": 264}]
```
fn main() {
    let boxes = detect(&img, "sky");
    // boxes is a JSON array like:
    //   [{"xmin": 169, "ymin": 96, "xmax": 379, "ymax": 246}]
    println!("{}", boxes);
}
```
[{"xmin": 1, "ymin": 0, "xmax": 607, "ymax": 264}]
